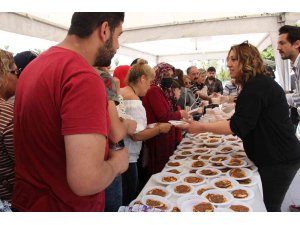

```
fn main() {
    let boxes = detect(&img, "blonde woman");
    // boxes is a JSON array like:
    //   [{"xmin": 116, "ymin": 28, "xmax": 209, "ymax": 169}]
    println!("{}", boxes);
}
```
[
  {"xmin": 0, "ymin": 49, "xmax": 18, "ymax": 202},
  {"xmin": 120, "ymin": 59, "xmax": 172, "ymax": 205}
]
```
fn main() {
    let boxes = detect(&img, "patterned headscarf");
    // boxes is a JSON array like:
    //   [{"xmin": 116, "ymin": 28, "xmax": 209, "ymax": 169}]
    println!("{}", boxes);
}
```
[{"xmin": 152, "ymin": 62, "xmax": 178, "ymax": 111}]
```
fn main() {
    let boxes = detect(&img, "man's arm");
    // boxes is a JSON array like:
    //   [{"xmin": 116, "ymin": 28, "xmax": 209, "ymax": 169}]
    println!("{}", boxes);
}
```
[{"xmin": 64, "ymin": 133, "xmax": 128, "ymax": 196}]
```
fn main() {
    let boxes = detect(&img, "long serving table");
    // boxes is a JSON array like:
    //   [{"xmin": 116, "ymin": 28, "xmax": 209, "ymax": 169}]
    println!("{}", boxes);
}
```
[{"xmin": 132, "ymin": 132, "xmax": 267, "ymax": 212}]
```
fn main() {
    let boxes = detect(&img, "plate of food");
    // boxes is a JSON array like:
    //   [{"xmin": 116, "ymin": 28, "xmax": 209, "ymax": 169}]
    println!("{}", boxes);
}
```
[
  {"xmin": 194, "ymin": 184, "xmax": 216, "ymax": 196},
  {"xmin": 167, "ymin": 183, "xmax": 195, "ymax": 196},
  {"xmin": 222, "ymin": 158, "xmax": 247, "ymax": 168},
  {"xmin": 196, "ymin": 167, "xmax": 222, "ymax": 179},
  {"xmin": 181, "ymin": 198, "xmax": 215, "ymax": 212},
  {"xmin": 236, "ymin": 176, "xmax": 257, "ymax": 187},
  {"xmin": 201, "ymin": 189, "xmax": 234, "ymax": 206},
  {"xmin": 227, "ymin": 201, "xmax": 253, "ymax": 212},
  {"xmin": 210, "ymin": 177, "xmax": 240, "ymax": 191},
  {"xmin": 180, "ymin": 174, "xmax": 206, "ymax": 186},
  {"xmin": 226, "ymin": 168, "xmax": 253, "ymax": 180},
  {"xmin": 153, "ymin": 172, "xmax": 180, "ymax": 185},
  {"xmin": 141, "ymin": 195, "xmax": 173, "ymax": 211},
  {"xmin": 230, "ymin": 187, "xmax": 255, "ymax": 201},
  {"xmin": 142, "ymin": 185, "xmax": 171, "ymax": 198},
  {"xmin": 165, "ymin": 160, "xmax": 184, "ymax": 168}
]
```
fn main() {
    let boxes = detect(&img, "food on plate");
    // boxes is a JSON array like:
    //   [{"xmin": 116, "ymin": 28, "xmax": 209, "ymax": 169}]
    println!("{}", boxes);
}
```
[
  {"xmin": 162, "ymin": 176, "xmax": 178, "ymax": 183},
  {"xmin": 191, "ymin": 155, "xmax": 201, "ymax": 160},
  {"xmin": 167, "ymin": 161, "xmax": 181, "ymax": 167},
  {"xmin": 180, "ymin": 147, "xmax": 193, "ymax": 150},
  {"xmin": 146, "ymin": 188, "xmax": 167, "ymax": 197},
  {"xmin": 200, "ymin": 169, "xmax": 218, "ymax": 176},
  {"xmin": 174, "ymin": 185, "xmax": 191, "ymax": 193},
  {"xmin": 132, "ymin": 200, "xmax": 143, "ymax": 205},
  {"xmin": 211, "ymin": 156, "xmax": 228, "ymax": 162},
  {"xmin": 228, "ymin": 158, "xmax": 244, "ymax": 166},
  {"xmin": 207, "ymin": 138, "xmax": 219, "ymax": 143},
  {"xmin": 229, "ymin": 168, "xmax": 246, "ymax": 178},
  {"xmin": 193, "ymin": 202, "xmax": 214, "ymax": 212},
  {"xmin": 219, "ymin": 147, "xmax": 233, "ymax": 153},
  {"xmin": 174, "ymin": 155, "xmax": 187, "ymax": 160},
  {"xmin": 206, "ymin": 193, "xmax": 227, "ymax": 203},
  {"xmin": 231, "ymin": 154, "xmax": 246, "ymax": 159},
  {"xmin": 166, "ymin": 169, "xmax": 181, "ymax": 174},
  {"xmin": 214, "ymin": 179, "xmax": 232, "ymax": 189},
  {"xmin": 191, "ymin": 160, "xmax": 205, "ymax": 167},
  {"xmin": 199, "ymin": 155, "xmax": 211, "ymax": 160},
  {"xmin": 189, "ymin": 169, "xmax": 198, "ymax": 173},
  {"xmin": 171, "ymin": 207, "xmax": 181, "ymax": 212},
  {"xmin": 181, "ymin": 150, "xmax": 193, "ymax": 155},
  {"xmin": 229, "ymin": 204, "xmax": 250, "ymax": 212},
  {"xmin": 231, "ymin": 189, "xmax": 249, "ymax": 199},
  {"xmin": 197, "ymin": 187, "xmax": 214, "ymax": 195},
  {"xmin": 194, "ymin": 149, "xmax": 209, "ymax": 153},
  {"xmin": 146, "ymin": 199, "xmax": 167, "ymax": 210},
  {"xmin": 219, "ymin": 167, "xmax": 231, "ymax": 173},
  {"xmin": 237, "ymin": 178, "xmax": 252, "ymax": 185},
  {"xmin": 181, "ymin": 141, "xmax": 193, "ymax": 145},
  {"xmin": 184, "ymin": 176, "xmax": 203, "ymax": 184}
]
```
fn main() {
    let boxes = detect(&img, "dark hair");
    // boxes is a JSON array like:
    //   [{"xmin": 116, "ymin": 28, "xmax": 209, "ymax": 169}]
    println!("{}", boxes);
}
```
[
  {"xmin": 68, "ymin": 12, "xmax": 124, "ymax": 38},
  {"xmin": 175, "ymin": 68, "xmax": 184, "ymax": 87},
  {"xmin": 264, "ymin": 65, "xmax": 276, "ymax": 79},
  {"xmin": 186, "ymin": 66, "xmax": 196, "ymax": 75},
  {"xmin": 207, "ymin": 66, "xmax": 216, "ymax": 72},
  {"xmin": 13, "ymin": 51, "xmax": 37, "ymax": 75},
  {"xmin": 130, "ymin": 58, "xmax": 148, "ymax": 66},
  {"xmin": 279, "ymin": 25, "xmax": 300, "ymax": 50}
]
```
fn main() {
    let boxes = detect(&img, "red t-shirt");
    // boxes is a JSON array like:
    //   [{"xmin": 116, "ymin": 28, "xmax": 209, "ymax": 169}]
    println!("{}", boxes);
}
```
[{"xmin": 12, "ymin": 46, "xmax": 110, "ymax": 211}]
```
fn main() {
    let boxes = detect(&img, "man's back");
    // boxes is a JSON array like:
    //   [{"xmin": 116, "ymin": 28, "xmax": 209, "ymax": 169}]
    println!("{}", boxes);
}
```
[{"xmin": 12, "ymin": 46, "xmax": 109, "ymax": 211}]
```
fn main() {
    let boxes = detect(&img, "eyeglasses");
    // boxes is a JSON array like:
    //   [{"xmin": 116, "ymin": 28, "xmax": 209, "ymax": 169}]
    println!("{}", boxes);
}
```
[{"xmin": 10, "ymin": 69, "xmax": 20, "ymax": 76}]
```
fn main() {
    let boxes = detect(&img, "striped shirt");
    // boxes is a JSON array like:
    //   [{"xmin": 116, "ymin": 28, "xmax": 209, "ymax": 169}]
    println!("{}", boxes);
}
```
[{"xmin": 0, "ymin": 98, "xmax": 14, "ymax": 202}]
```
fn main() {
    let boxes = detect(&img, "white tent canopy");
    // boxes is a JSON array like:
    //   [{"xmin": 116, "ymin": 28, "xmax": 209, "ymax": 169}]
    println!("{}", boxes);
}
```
[{"xmin": 0, "ymin": 12, "xmax": 300, "ymax": 89}]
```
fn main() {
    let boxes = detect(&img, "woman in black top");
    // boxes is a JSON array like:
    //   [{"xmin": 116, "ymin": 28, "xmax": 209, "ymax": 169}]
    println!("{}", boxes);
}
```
[{"xmin": 176, "ymin": 41, "xmax": 300, "ymax": 212}]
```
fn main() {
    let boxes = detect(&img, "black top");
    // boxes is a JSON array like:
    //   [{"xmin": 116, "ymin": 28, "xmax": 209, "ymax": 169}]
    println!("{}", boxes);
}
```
[{"xmin": 230, "ymin": 74, "xmax": 300, "ymax": 166}]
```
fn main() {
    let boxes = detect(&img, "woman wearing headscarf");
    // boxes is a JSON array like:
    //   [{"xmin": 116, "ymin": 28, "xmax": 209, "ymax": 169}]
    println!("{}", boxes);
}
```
[
  {"xmin": 176, "ymin": 42, "xmax": 300, "ymax": 212},
  {"xmin": 0, "ymin": 49, "xmax": 18, "ymax": 202},
  {"xmin": 142, "ymin": 62, "xmax": 188, "ymax": 175}
]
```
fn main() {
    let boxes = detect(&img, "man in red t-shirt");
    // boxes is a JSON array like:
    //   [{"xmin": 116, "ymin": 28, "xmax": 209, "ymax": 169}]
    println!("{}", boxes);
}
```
[{"xmin": 12, "ymin": 13, "xmax": 129, "ymax": 212}]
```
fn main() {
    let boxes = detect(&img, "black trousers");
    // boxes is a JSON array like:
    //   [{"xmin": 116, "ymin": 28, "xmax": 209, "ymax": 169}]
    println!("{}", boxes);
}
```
[{"xmin": 258, "ymin": 161, "xmax": 300, "ymax": 212}]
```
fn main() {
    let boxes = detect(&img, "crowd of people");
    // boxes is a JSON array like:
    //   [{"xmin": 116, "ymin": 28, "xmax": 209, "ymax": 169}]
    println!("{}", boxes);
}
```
[{"xmin": 0, "ymin": 12, "xmax": 300, "ymax": 212}]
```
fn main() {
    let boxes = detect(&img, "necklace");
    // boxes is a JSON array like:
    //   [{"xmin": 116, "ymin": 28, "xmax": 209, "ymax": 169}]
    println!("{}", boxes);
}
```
[{"xmin": 129, "ymin": 85, "xmax": 136, "ymax": 95}]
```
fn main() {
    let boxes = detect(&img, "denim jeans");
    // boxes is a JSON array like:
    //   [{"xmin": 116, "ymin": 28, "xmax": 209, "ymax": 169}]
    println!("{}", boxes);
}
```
[
  {"xmin": 122, "ymin": 163, "xmax": 138, "ymax": 206},
  {"xmin": 258, "ymin": 161, "xmax": 300, "ymax": 212},
  {"xmin": 105, "ymin": 175, "xmax": 122, "ymax": 212}
]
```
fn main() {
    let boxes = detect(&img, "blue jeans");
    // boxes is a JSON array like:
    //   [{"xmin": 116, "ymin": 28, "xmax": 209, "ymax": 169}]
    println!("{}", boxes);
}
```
[
  {"xmin": 105, "ymin": 175, "xmax": 122, "ymax": 212},
  {"xmin": 258, "ymin": 161, "xmax": 300, "ymax": 212},
  {"xmin": 122, "ymin": 163, "xmax": 138, "ymax": 206}
]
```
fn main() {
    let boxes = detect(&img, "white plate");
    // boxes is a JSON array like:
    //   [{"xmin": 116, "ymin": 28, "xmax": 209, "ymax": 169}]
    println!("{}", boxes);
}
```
[
  {"xmin": 181, "ymin": 198, "xmax": 215, "ymax": 212},
  {"xmin": 177, "ymin": 194, "xmax": 200, "ymax": 210},
  {"xmin": 227, "ymin": 201, "xmax": 253, "ymax": 212},
  {"xmin": 223, "ymin": 135, "xmax": 239, "ymax": 142},
  {"xmin": 229, "ymin": 187, "xmax": 255, "ymax": 201},
  {"xmin": 226, "ymin": 168, "xmax": 253, "ymax": 180},
  {"xmin": 129, "ymin": 198, "xmax": 143, "ymax": 207},
  {"xmin": 230, "ymin": 152, "xmax": 247, "ymax": 159},
  {"xmin": 197, "ymin": 154, "xmax": 212, "ymax": 162},
  {"xmin": 209, "ymin": 154, "xmax": 231, "ymax": 164},
  {"xmin": 175, "ymin": 150, "xmax": 194, "ymax": 157},
  {"xmin": 167, "ymin": 183, "xmax": 195, "ymax": 196},
  {"xmin": 210, "ymin": 177, "xmax": 240, "ymax": 191},
  {"xmin": 196, "ymin": 167, "xmax": 222, "ymax": 179},
  {"xmin": 153, "ymin": 172, "xmax": 180, "ymax": 185},
  {"xmin": 168, "ymin": 120, "xmax": 188, "ymax": 126},
  {"xmin": 169, "ymin": 154, "xmax": 189, "ymax": 161},
  {"xmin": 201, "ymin": 189, "xmax": 234, "ymax": 206},
  {"xmin": 142, "ymin": 185, "xmax": 171, "ymax": 199},
  {"xmin": 141, "ymin": 195, "xmax": 173, "ymax": 211},
  {"xmin": 222, "ymin": 158, "xmax": 247, "ymax": 168},
  {"xmin": 180, "ymin": 173, "xmax": 206, "ymax": 186}
]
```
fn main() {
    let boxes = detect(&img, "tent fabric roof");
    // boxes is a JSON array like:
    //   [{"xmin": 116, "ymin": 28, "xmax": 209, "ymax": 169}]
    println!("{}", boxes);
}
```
[{"xmin": 0, "ymin": 12, "xmax": 300, "ymax": 89}]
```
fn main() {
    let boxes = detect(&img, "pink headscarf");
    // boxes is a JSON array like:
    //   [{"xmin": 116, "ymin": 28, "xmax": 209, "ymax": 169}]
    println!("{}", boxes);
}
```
[{"xmin": 152, "ymin": 62, "xmax": 177, "ymax": 111}]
